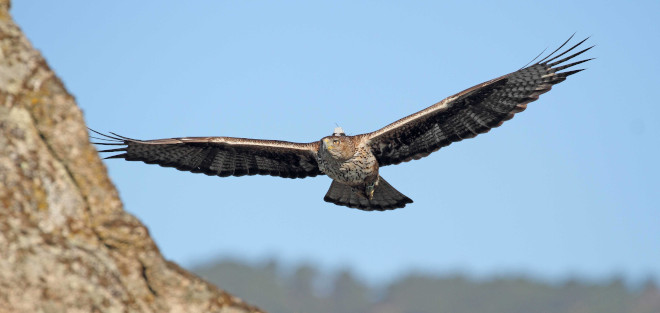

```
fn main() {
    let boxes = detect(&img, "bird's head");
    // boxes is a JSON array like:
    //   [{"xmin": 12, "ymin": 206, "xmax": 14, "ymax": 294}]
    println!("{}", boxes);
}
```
[{"xmin": 320, "ymin": 127, "xmax": 355, "ymax": 161}]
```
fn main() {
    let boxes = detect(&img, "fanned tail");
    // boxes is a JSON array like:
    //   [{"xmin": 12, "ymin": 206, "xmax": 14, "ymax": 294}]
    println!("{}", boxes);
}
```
[{"xmin": 323, "ymin": 177, "xmax": 412, "ymax": 211}]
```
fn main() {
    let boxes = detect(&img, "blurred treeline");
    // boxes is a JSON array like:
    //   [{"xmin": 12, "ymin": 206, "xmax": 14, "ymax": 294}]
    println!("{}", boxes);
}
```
[{"xmin": 193, "ymin": 259, "xmax": 660, "ymax": 313}]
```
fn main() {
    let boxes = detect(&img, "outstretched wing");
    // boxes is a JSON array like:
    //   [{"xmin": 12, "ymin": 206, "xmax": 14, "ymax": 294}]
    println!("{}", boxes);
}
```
[
  {"xmin": 366, "ymin": 36, "xmax": 593, "ymax": 166},
  {"xmin": 91, "ymin": 130, "xmax": 322, "ymax": 179}
]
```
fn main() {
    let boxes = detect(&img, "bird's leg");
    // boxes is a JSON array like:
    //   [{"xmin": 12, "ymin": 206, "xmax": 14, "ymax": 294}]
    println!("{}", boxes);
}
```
[
  {"xmin": 364, "ymin": 176, "xmax": 379, "ymax": 200},
  {"xmin": 365, "ymin": 183, "xmax": 375, "ymax": 200}
]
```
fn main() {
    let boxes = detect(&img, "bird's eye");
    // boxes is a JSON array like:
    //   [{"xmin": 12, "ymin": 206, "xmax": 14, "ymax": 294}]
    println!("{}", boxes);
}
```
[{"xmin": 333, "ymin": 139, "xmax": 340, "ymax": 144}]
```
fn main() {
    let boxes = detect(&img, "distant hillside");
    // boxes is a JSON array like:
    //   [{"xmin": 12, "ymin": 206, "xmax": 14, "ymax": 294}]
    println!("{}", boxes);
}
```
[{"xmin": 193, "ymin": 259, "xmax": 660, "ymax": 313}]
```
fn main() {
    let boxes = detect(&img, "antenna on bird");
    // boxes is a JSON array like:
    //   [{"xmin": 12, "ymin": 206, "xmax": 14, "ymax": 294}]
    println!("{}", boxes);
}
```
[{"xmin": 333, "ymin": 126, "xmax": 346, "ymax": 136}]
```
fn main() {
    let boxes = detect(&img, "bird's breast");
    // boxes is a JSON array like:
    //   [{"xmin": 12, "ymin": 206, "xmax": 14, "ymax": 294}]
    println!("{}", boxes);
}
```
[{"xmin": 318, "ymin": 146, "xmax": 378, "ymax": 186}]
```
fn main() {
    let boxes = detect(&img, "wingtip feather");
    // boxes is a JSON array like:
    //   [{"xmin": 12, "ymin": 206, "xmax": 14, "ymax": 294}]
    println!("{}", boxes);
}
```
[
  {"xmin": 104, "ymin": 153, "xmax": 128, "ymax": 159},
  {"xmin": 552, "ymin": 57, "xmax": 594, "ymax": 72},
  {"xmin": 561, "ymin": 69, "xmax": 586, "ymax": 77},
  {"xmin": 548, "ymin": 45, "xmax": 594, "ymax": 67},
  {"xmin": 98, "ymin": 147, "xmax": 127, "ymax": 153},
  {"xmin": 543, "ymin": 36, "xmax": 590, "ymax": 65},
  {"xmin": 536, "ymin": 34, "xmax": 576, "ymax": 64},
  {"xmin": 88, "ymin": 128, "xmax": 124, "ymax": 141}
]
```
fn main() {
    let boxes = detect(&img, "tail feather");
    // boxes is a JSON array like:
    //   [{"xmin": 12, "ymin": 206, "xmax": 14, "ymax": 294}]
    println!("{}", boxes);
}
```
[{"xmin": 323, "ymin": 177, "xmax": 412, "ymax": 211}]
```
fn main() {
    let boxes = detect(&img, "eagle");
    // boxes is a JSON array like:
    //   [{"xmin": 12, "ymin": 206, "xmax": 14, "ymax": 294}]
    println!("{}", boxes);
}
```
[{"xmin": 93, "ymin": 36, "xmax": 592, "ymax": 211}]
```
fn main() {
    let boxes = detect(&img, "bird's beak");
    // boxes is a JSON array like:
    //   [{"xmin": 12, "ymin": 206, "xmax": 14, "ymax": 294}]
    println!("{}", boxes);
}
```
[{"xmin": 323, "ymin": 138, "xmax": 333, "ymax": 150}]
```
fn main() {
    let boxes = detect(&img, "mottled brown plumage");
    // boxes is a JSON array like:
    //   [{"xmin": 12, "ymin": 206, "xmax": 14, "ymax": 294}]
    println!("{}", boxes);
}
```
[{"xmin": 93, "ymin": 36, "xmax": 592, "ymax": 211}]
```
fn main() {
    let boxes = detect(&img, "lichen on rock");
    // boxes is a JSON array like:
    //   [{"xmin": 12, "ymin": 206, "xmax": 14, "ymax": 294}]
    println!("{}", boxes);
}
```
[{"xmin": 0, "ymin": 1, "xmax": 263, "ymax": 312}]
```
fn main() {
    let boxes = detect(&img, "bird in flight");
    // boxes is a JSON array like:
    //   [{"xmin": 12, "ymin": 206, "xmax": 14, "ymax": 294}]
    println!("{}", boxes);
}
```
[{"xmin": 93, "ymin": 36, "xmax": 593, "ymax": 211}]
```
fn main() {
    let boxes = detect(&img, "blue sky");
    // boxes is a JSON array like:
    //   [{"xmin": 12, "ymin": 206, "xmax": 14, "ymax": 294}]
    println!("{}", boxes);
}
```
[{"xmin": 13, "ymin": 1, "xmax": 659, "ymax": 284}]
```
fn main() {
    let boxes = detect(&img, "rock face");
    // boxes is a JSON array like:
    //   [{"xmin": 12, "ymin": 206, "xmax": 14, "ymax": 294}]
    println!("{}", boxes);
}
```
[{"xmin": 0, "ymin": 1, "xmax": 263, "ymax": 312}]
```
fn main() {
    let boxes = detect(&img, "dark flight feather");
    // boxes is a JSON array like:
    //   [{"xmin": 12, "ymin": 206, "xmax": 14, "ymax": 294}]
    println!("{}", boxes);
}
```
[
  {"xmin": 91, "ymin": 127, "xmax": 322, "ymax": 179},
  {"xmin": 366, "ymin": 36, "xmax": 593, "ymax": 166}
]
